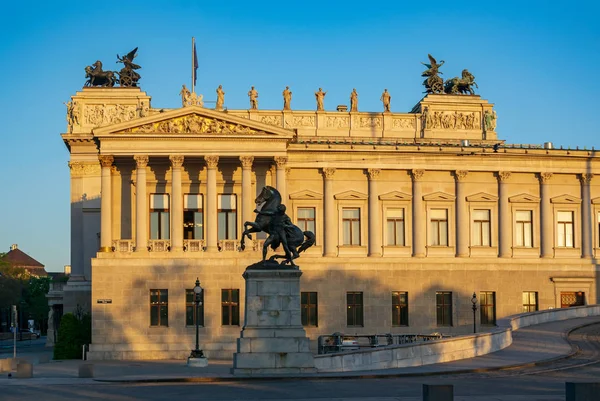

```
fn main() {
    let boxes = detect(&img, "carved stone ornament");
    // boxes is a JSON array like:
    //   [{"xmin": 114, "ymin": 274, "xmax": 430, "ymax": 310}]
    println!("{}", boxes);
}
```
[
  {"xmin": 84, "ymin": 104, "xmax": 138, "ymax": 126},
  {"xmin": 454, "ymin": 170, "xmax": 468, "ymax": 181},
  {"xmin": 425, "ymin": 111, "xmax": 481, "ymax": 130},
  {"xmin": 169, "ymin": 155, "xmax": 184, "ymax": 168},
  {"xmin": 69, "ymin": 161, "xmax": 101, "ymax": 177},
  {"xmin": 98, "ymin": 155, "xmax": 114, "ymax": 168},
  {"xmin": 358, "ymin": 117, "xmax": 382, "ymax": 128},
  {"xmin": 392, "ymin": 118, "xmax": 415, "ymax": 129},
  {"xmin": 120, "ymin": 115, "xmax": 265, "ymax": 136},
  {"xmin": 497, "ymin": 171, "xmax": 512, "ymax": 182},
  {"xmin": 579, "ymin": 173, "xmax": 593, "ymax": 185},
  {"xmin": 260, "ymin": 115, "xmax": 282, "ymax": 126},
  {"xmin": 322, "ymin": 168, "xmax": 336, "ymax": 179},
  {"xmin": 411, "ymin": 169, "xmax": 425, "ymax": 182},
  {"xmin": 284, "ymin": 115, "xmax": 315, "ymax": 129},
  {"xmin": 326, "ymin": 116, "xmax": 350, "ymax": 128},
  {"xmin": 240, "ymin": 156, "xmax": 254, "ymax": 169},
  {"xmin": 367, "ymin": 168, "xmax": 381, "ymax": 180},
  {"xmin": 134, "ymin": 155, "xmax": 149, "ymax": 168},
  {"xmin": 538, "ymin": 172, "xmax": 553, "ymax": 184},
  {"xmin": 274, "ymin": 156, "xmax": 288, "ymax": 168},
  {"xmin": 204, "ymin": 155, "xmax": 219, "ymax": 169}
]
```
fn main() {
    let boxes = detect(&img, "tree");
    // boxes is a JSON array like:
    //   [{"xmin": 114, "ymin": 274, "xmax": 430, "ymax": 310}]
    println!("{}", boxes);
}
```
[{"xmin": 53, "ymin": 311, "xmax": 92, "ymax": 360}]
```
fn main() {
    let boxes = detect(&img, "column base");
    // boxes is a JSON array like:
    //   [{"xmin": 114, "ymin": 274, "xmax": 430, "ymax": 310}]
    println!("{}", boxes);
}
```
[
  {"xmin": 205, "ymin": 246, "xmax": 219, "ymax": 252},
  {"xmin": 98, "ymin": 246, "xmax": 113, "ymax": 252}
]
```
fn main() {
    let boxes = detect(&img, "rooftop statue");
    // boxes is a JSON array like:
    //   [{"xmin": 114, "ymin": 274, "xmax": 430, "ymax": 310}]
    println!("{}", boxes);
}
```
[
  {"xmin": 117, "ymin": 47, "xmax": 141, "ymax": 87},
  {"xmin": 315, "ymin": 88, "xmax": 327, "ymax": 111},
  {"xmin": 421, "ymin": 54, "xmax": 445, "ymax": 94},
  {"xmin": 248, "ymin": 86, "xmax": 259, "ymax": 109},
  {"xmin": 84, "ymin": 60, "xmax": 117, "ymax": 87},
  {"xmin": 240, "ymin": 186, "xmax": 315, "ymax": 267},
  {"xmin": 444, "ymin": 69, "xmax": 478, "ymax": 95},
  {"xmin": 216, "ymin": 85, "xmax": 225, "ymax": 111},
  {"xmin": 283, "ymin": 86, "xmax": 292, "ymax": 111}
]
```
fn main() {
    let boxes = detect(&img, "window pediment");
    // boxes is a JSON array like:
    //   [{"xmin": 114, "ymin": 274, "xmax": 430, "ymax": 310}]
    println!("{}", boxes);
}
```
[
  {"xmin": 289, "ymin": 190, "xmax": 323, "ymax": 200},
  {"xmin": 423, "ymin": 191, "xmax": 456, "ymax": 201},
  {"xmin": 466, "ymin": 192, "xmax": 498, "ymax": 202},
  {"xmin": 379, "ymin": 191, "xmax": 412, "ymax": 201},
  {"xmin": 509, "ymin": 193, "xmax": 540, "ymax": 203},
  {"xmin": 334, "ymin": 190, "xmax": 368, "ymax": 200},
  {"xmin": 550, "ymin": 194, "xmax": 582, "ymax": 204},
  {"xmin": 592, "ymin": 197, "xmax": 600, "ymax": 205}
]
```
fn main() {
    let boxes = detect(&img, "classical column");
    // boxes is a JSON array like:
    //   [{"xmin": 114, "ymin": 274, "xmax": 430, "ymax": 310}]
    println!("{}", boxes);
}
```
[
  {"xmin": 274, "ymin": 156, "xmax": 288, "ymax": 203},
  {"xmin": 454, "ymin": 170, "xmax": 469, "ymax": 257},
  {"xmin": 322, "ymin": 168, "xmax": 337, "ymax": 257},
  {"xmin": 134, "ymin": 155, "xmax": 149, "ymax": 252},
  {"xmin": 411, "ymin": 169, "xmax": 426, "ymax": 257},
  {"xmin": 497, "ymin": 171, "xmax": 512, "ymax": 258},
  {"xmin": 367, "ymin": 168, "xmax": 382, "ymax": 257},
  {"xmin": 240, "ymin": 156, "xmax": 254, "ymax": 249},
  {"xmin": 170, "ymin": 155, "xmax": 184, "ymax": 252},
  {"xmin": 205, "ymin": 156, "xmax": 219, "ymax": 252},
  {"xmin": 580, "ymin": 173, "xmax": 593, "ymax": 259},
  {"xmin": 539, "ymin": 172, "xmax": 553, "ymax": 258},
  {"xmin": 99, "ymin": 155, "xmax": 114, "ymax": 252}
]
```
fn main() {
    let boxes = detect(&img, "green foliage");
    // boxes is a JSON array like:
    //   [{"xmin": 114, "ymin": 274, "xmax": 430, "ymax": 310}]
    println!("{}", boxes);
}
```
[{"xmin": 53, "ymin": 311, "xmax": 92, "ymax": 360}]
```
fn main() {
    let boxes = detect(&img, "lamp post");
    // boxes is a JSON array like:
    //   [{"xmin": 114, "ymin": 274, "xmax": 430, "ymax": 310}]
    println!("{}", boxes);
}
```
[
  {"xmin": 191, "ymin": 278, "xmax": 204, "ymax": 359},
  {"xmin": 471, "ymin": 292, "xmax": 478, "ymax": 334}
]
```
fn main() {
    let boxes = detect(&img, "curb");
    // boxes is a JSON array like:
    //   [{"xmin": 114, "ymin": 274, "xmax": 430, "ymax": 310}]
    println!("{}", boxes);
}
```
[{"xmin": 94, "ymin": 320, "xmax": 600, "ymax": 384}]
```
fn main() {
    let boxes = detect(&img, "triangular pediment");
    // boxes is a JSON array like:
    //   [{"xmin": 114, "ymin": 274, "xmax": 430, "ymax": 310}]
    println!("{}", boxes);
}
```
[
  {"xmin": 379, "ymin": 191, "xmax": 412, "ymax": 201},
  {"xmin": 423, "ymin": 191, "xmax": 456, "ymax": 201},
  {"xmin": 466, "ymin": 192, "xmax": 498, "ymax": 202},
  {"xmin": 509, "ymin": 193, "xmax": 540, "ymax": 203},
  {"xmin": 289, "ymin": 190, "xmax": 323, "ymax": 200},
  {"xmin": 592, "ymin": 197, "xmax": 600, "ymax": 205},
  {"xmin": 93, "ymin": 106, "xmax": 294, "ymax": 138},
  {"xmin": 334, "ymin": 190, "xmax": 368, "ymax": 200},
  {"xmin": 551, "ymin": 194, "xmax": 581, "ymax": 204}
]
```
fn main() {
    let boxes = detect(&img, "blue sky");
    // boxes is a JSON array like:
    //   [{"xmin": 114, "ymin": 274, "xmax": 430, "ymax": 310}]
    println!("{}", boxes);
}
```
[{"xmin": 0, "ymin": 1, "xmax": 598, "ymax": 272}]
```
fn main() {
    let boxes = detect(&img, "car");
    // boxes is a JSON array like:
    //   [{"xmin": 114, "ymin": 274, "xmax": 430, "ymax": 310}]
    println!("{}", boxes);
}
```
[
  {"xmin": 327, "ymin": 332, "xmax": 360, "ymax": 352},
  {"xmin": 19, "ymin": 329, "xmax": 40, "ymax": 340}
]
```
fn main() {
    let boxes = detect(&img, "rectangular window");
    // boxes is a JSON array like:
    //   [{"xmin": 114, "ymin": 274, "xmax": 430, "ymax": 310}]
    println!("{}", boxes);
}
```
[
  {"xmin": 218, "ymin": 195, "xmax": 237, "ymax": 240},
  {"xmin": 185, "ymin": 289, "xmax": 205, "ymax": 327},
  {"xmin": 342, "ymin": 208, "xmax": 361, "ymax": 245},
  {"xmin": 472, "ymin": 209, "xmax": 491, "ymax": 246},
  {"xmin": 297, "ymin": 207, "xmax": 316, "ymax": 234},
  {"xmin": 522, "ymin": 291, "xmax": 538, "ymax": 313},
  {"xmin": 557, "ymin": 211, "xmax": 574, "ymax": 247},
  {"xmin": 515, "ymin": 210, "xmax": 533, "ymax": 247},
  {"xmin": 436, "ymin": 291, "xmax": 452, "ymax": 326},
  {"xmin": 150, "ymin": 194, "xmax": 170, "ymax": 240},
  {"xmin": 184, "ymin": 194, "xmax": 204, "ymax": 240},
  {"xmin": 392, "ymin": 291, "xmax": 409, "ymax": 326},
  {"xmin": 301, "ymin": 292, "xmax": 318, "ymax": 327},
  {"xmin": 221, "ymin": 289, "xmax": 240, "ymax": 326},
  {"xmin": 386, "ymin": 209, "xmax": 405, "ymax": 246},
  {"xmin": 346, "ymin": 292, "xmax": 364, "ymax": 327},
  {"xmin": 480, "ymin": 291, "xmax": 496, "ymax": 325},
  {"xmin": 150, "ymin": 289, "xmax": 168, "ymax": 327},
  {"xmin": 429, "ymin": 209, "xmax": 448, "ymax": 246}
]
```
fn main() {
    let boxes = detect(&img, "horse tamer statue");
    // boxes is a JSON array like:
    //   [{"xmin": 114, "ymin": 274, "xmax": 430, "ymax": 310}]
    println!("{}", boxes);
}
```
[{"xmin": 240, "ymin": 186, "xmax": 315, "ymax": 266}]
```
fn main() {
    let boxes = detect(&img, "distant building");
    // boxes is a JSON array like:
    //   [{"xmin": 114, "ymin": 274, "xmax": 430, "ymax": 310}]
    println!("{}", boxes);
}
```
[
  {"xmin": 2, "ymin": 244, "xmax": 47, "ymax": 277},
  {"xmin": 61, "ymin": 84, "xmax": 599, "ymax": 360}
]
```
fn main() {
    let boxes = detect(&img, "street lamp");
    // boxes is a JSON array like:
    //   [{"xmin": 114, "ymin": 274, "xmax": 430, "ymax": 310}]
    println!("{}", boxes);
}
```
[
  {"xmin": 471, "ymin": 292, "xmax": 478, "ymax": 334},
  {"xmin": 190, "ymin": 278, "xmax": 205, "ymax": 359}
]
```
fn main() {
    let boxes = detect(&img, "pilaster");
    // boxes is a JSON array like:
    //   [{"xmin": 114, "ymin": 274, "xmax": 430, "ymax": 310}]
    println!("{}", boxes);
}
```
[
  {"xmin": 205, "ymin": 156, "xmax": 219, "ymax": 252},
  {"xmin": 411, "ymin": 169, "xmax": 426, "ymax": 257},
  {"xmin": 99, "ymin": 155, "xmax": 114, "ymax": 252},
  {"xmin": 322, "ymin": 168, "xmax": 337, "ymax": 257},
  {"xmin": 367, "ymin": 169, "xmax": 382, "ymax": 257},
  {"xmin": 580, "ymin": 173, "xmax": 593, "ymax": 259},
  {"xmin": 497, "ymin": 171, "xmax": 511, "ymax": 258},
  {"xmin": 539, "ymin": 172, "xmax": 553, "ymax": 258},
  {"xmin": 170, "ymin": 155, "xmax": 184, "ymax": 252},
  {"xmin": 454, "ymin": 170, "xmax": 469, "ymax": 257},
  {"xmin": 240, "ymin": 156, "xmax": 254, "ymax": 249},
  {"xmin": 134, "ymin": 155, "xmax": 149, "ymax": 252}
]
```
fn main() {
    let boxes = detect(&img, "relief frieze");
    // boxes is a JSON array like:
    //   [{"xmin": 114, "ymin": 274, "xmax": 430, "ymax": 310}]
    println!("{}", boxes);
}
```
[
  {"xmin": 118, "ymin": 115, "xmax": 264, "ymax": 135},
  {"xmin": 426, "ymin": 111, "xmax": 481, "ymax": 130},
  {"xmin": 392, "ymin": 118, "xmax": 415, "ymax": 129},
  {"xmin": 84, "ymin": 104, "xmax": 138, "ymax": 126},
  {"xmin": 358, "ymin": 116, "xmax": 382, "ymax": 128},
  {"xmin": 326, "ymin": 116, "xmax": 350, "ymax": 128},
  {"xmin": 284, "ymin": 115, "xmax": 315, "ymax": 128},
  {"xmin": 259, "ymin": 115, "xmax": 282, "ymax": 126}
]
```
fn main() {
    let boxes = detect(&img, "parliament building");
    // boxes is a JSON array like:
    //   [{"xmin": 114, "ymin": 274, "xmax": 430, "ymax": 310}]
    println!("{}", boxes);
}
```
[{"xmin": 61, "ymin": 81, "xmax": 599, "ymax": 360}]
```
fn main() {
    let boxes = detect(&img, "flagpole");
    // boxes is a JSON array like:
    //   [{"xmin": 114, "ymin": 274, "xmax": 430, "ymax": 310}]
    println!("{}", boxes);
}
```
[{"xmin": 191, "ymin": 37, "xmax": 195, "ymax": 94}]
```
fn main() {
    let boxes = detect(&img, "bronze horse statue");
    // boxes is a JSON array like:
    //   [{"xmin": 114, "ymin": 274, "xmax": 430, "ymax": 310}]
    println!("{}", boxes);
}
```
[
  {"xmin": 240, "ymin": 186, "xmax": 315, "ymax": 266},
  {"xmin": 84, "ymin": 61, "xmax": 117, "ymax": 87},
  {"xmin": 444, "ymin": 69, "xmax": 478, "ymax": 95}
]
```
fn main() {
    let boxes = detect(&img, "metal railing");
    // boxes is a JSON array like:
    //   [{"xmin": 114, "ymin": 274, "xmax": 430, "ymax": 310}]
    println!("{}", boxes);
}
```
[{"xmin": 317, "ymin": 333, "xmax": 451, "ymax": 355}]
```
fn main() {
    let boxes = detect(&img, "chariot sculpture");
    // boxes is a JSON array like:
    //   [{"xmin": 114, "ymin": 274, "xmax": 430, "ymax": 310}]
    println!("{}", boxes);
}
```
[
  {"xmin": 84, "ymin": 47, "xmax": 141, "ymax": 88},
  {"xmin": 240, "ymin": 186, "xmax": 315, "ymax": 266},
  {"xmin": 421, "ymin": 54, "xmax": 478, "ymax": 96}
]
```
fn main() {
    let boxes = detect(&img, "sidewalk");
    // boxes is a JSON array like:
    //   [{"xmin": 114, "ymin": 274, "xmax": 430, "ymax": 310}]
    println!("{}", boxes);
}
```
[{"xmin": 1, "ymin": 316, "xmax": 598, "ymax": 385}]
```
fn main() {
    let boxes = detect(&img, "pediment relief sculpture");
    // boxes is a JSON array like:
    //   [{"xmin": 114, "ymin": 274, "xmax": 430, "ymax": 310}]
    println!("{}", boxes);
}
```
[{"xmin": 116, "ymin": 115, "xmax": 267, "ymax": 135}]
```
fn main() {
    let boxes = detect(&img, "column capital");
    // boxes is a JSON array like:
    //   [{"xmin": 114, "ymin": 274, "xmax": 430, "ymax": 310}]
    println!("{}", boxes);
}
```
[
  {"xmin": 169, "ymin": 155, "xmax": 184, "ymax": 168},
  {"xmin": 538, "ymin": 172, "xmax": 553, "ymax": 184},
  {"xmin": 285, "ymin": 167, "xmax": 292, "ymax": 178},
  {"xmin": 322, "ymin": 167, "xmax": 336, "ymax": 179},
  {"xmin": 454, "ymin": 170, "xmax": 469, "ymax": 181},
  {"xmin": 411, "ymin": 169, "xmax": 425, "ymax": 182},
  {"xmin": 274, "ymin": 156, "xmax": 288, "ymax": 168},
  {"xmin": 239, "ymin": 156, "xmax": 254, "ymax": 169},
  {"xmin": 367, "ymin": 168, "xmax": 381, "ymax": 180},
  {"xmin": 204, "ymin": 155, "xmax": 219, "ymax": 169},
  {"xmin": 579, "ymin": 173, "xmax": 593, "ymax": 185},
  {"xmin": 497, "ymin": 171, "xmax": 512, "ymax": 182},
  {"xmin": 134, "ymin": 155, "xmax": 149, "ymax": 168},
  {"xmin": 98, "ymin": 155, "xmax": 114, "ymax": 168}
]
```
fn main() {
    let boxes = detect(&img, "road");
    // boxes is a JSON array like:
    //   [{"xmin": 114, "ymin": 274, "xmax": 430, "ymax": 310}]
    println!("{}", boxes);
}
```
[{"xmin": 2, "ymin": 325, "xmax": 599, "ymax": 401}]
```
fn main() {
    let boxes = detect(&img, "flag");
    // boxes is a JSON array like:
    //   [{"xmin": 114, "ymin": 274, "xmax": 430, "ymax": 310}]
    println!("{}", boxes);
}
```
[{"xmin": 193, "ymin": 40, "xmax": 198, "ymax": 87}]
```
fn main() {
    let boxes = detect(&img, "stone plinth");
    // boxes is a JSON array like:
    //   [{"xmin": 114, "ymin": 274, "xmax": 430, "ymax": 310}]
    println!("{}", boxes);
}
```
[
  {"xmin": 232, "ymin": 263, "xmax": 316, "ymax": 375},
  {"xmin": 187, "ymin": 356, "xmax": 209, "ymax": 367}
]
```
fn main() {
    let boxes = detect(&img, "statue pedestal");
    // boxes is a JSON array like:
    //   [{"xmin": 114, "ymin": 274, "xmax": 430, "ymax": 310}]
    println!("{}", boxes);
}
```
[{"xmin": 231, "ymin": 262, "xmax": 316, "ymax": 375}]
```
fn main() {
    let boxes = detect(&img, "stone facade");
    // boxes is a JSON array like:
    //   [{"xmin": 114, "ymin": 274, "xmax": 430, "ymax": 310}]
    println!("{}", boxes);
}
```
[{"xmin": 61, "ymin": 87, "xmax": 600, "ymax": 360}]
